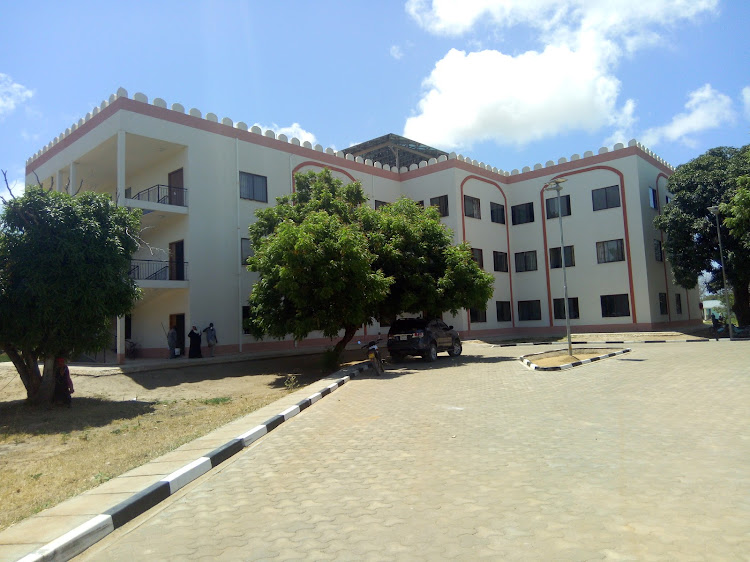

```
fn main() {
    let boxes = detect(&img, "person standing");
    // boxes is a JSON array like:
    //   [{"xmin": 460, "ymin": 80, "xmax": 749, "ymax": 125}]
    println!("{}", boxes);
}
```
[
  {"xmin": 203, "ymin": 323, "xmax": 218, "ymax": 357},
  {"xmin": 167, "ymin": 325, "xmax": 178, "ymax": 358},
  {"xmin": 188, "ymin": 325, "xmax": 203, "ymax": 358},
  {"xmin": 52, "ymin": 358, "xmax": 74, "ymax": 407}
]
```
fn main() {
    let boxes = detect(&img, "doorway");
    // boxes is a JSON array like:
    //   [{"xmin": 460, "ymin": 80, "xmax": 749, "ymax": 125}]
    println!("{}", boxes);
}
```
[
  {"xmin": 169, "ymin": 240, "xmax": 185, "ymax": 280},
  {"xmin": 168, "ymin": 168, "xmax": 184, "ymax": 206},
  {"xmin": 169, "ymin": 313, "xmax": 186, "ymax": 356}
]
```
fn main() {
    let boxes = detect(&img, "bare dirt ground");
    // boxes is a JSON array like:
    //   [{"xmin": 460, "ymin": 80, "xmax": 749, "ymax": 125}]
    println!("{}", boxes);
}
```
[{"xmin": 523, "ymin": 348, "xmax": 621, "ymax": 368}]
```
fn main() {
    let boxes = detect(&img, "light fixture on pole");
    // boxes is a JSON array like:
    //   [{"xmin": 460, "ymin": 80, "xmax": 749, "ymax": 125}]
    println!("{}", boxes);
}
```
[
  {"xmin": 708, "ymin": 205, "xmax": 732, "ymax": 339},
  {"xmin": 544, "ymin": 177, "xmax": 572, "ymax": 356}
]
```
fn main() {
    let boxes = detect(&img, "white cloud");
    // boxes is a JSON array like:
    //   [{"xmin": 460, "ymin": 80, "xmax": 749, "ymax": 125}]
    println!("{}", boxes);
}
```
[
  {"xmin": 742, "ymin": 86, "xmax": 750, "ymax": 120},
  {"xmin": 390, "ymin": 45, "xmax": 404, "ymax": 60},
  {"xmin": 0, "ymin": 74, "xmax": 33, "ymax": 119},
  {"xmin": 254, "ymin": 122, "xmax": 317, "ymax": 145},
  {"xmin": 403, "ymin": 0, "xmax": 718, "ymax": 149},
  {"xmin": 404, "ymin": 45, "xmax": 631, "ymax": 148},
  {"xmin": 641, "ymin": 84, "xmax": 735, "ymax": 148}
]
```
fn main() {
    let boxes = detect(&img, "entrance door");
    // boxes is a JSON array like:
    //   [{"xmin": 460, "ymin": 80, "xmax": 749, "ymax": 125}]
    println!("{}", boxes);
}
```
[
  {"xmin": 169, "ymin": 240, "xmax": 185, "ymax": 280},
  {"xmin": 169, "ymin": 313, "xmax": 186, "ymax": 356},
  {"xmin": 168, "ymin": 168, "xmax": 184, "ymax": 206}
]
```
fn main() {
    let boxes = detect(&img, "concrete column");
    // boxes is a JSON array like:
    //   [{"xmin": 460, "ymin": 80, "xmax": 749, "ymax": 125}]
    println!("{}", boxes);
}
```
[
  {"xmin": 56, "ymin": 170, "xmax": 64, "ymax": 193},
  {"xmin": 116, "ymin": 315, "xmax": 126, "ymax": 364},
  {"xmin": 69, "ymin": 162, "xmax": 77, "ymax": 195},
  {"xmin": 117, "ymin": 130, "xmax": 126, "ymax": 205}
]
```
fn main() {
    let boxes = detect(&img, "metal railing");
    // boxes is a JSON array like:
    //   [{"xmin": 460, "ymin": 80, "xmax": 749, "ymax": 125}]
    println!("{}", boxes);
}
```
[
  {"xmin": 127, "ymin": 185, "xmax": 188, "ymax": 207},
  {"xmin": 129, "ymin": 259, "xmax": 189, "ymax": 281}
]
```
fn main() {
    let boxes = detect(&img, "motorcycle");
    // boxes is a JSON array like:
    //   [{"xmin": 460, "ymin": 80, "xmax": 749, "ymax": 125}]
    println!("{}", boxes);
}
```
[{"xmin": 359, "ymin": 339, "xmax": 384, "ymax": 376}]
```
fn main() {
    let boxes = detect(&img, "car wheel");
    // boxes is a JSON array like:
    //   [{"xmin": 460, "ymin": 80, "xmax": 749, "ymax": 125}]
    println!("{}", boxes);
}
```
[
  {"xmin": 423, "ymin": 342, "xmax": 438, "ymax": 362},
  {"xmin": 447, "ymin": 339, "xmax": 462, "ymax": 357}
]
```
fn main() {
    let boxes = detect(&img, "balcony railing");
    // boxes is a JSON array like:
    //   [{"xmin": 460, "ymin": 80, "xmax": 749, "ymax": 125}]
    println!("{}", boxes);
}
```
[
  {"xmin": 129, "ymin": 259, "xmax": 189, "ymax": 281},
  {"xmin": 126, "ymin": 185, "xmax": 188, "ymax": 207}
]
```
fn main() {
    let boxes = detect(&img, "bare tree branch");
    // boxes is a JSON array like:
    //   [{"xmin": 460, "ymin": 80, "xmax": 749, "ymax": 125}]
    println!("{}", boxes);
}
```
[
  {"xmin": 1, "ymin": 169, "xmax": 18, "ymax": 205},
  {"xmin": 73, "ymin": 179, "xmax": 84, "ymax": 196}
]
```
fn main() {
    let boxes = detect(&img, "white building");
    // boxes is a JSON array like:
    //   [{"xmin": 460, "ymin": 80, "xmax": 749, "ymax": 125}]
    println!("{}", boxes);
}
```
[{"xmin": 25, "ymin": 88, "xmax": 701, "ymax": 361}]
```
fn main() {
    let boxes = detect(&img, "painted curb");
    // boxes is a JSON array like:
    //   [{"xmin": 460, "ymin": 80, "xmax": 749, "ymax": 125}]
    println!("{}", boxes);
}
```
[
  {"xmin": 16, "ymin": 364, "xmax": 372, "ymax": 562},
  {"xmin": 519, "ymin": 348, "xmax": 632, "ymax": 371},
  {"xmin": 497, "ymin": 339, "xmax": 707, "ymax": 348}
]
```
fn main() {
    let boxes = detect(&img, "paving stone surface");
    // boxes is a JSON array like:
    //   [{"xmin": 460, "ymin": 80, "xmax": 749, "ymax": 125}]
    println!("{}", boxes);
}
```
[{"xmin": 77, "ymin": 341, "xmax": 749, "ymax": 561}]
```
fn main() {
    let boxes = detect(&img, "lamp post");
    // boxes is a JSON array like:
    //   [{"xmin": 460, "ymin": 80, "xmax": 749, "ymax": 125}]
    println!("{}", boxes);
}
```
[
  {"xmin": 708, "ymin": 205, "xmax": 732, "ymax": 339},
  {"xmin": 545, "ymin": 177, "xmax": 572, "ymax": 356}
]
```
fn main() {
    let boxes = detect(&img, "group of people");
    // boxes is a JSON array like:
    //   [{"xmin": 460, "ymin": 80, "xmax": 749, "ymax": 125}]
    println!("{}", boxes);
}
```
[{"xmin": 167, "ymin": 323, "xmax": 218, "ymax": 359}]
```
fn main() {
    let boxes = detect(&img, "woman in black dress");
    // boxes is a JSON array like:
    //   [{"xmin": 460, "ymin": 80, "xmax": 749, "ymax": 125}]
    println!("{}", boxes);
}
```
[{"xmin": 187, "ymin": 326, "xmax": 202, "ymax": 358}]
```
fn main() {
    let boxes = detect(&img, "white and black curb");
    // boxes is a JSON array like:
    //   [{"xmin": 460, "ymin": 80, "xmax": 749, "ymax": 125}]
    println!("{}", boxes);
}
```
[
  {"xmin": 17, "ymin": 366, "xmax": 371, "ymax": 562},
  {"xmin": 520, "ymin": 348, "xmax": 632, "ymax": 371},
  {"xmin": 498, "ymin": 339, "xmax": 707, "ymax": 348}
]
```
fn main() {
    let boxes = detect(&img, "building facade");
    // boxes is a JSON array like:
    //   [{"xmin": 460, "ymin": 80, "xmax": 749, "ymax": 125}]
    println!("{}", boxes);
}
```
[{"xmin": 25, "ymin": 89, "xmax": 700, "ymax": 361}]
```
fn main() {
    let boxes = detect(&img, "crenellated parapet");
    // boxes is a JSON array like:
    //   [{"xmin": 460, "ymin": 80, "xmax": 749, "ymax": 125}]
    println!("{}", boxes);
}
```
[{"xmin": 26, "ymin": 88, "xmax": 676, "ymax": 174}]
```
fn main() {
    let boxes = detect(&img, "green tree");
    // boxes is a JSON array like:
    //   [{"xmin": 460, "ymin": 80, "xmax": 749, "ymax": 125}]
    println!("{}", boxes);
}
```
[
  {"xmin": 365, "ymin": 198, "xmax": 493, "ymax": 322},
  {"xmin": 654, "ymin": 145, "xmax": 750, "ymax": 325},
  {"xmin": 246, "ymin": 169, "xmax": 493, "ymax": 358},
  {"xmin": 0, "ymin": 183, "xmax": 141, "ymax": 405},
  {"xmin": 722, "ymin": 175, "xmax": 750, "ymax": 249}
]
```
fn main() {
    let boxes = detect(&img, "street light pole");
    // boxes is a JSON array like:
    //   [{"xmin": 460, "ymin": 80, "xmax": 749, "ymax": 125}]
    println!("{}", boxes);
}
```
[
  {"xmin": 545, "ymin": 178, "xmax": 572, "ymax": 356},
  {"xmin": 708, "ymin": 206, "xmax": 733, "ymax": 339}
]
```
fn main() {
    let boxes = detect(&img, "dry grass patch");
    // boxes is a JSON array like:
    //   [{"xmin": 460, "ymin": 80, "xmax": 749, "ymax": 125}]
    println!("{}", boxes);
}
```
[{"xmin": 0, "ymin": 353, "xmax": 347, "ymax": 532}]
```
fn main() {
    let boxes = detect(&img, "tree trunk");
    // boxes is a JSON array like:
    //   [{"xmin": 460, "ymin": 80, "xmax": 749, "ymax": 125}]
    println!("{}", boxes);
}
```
[
  {"xmin": 4, "ymin": 346, "xmax": 54, "ymax": 405},
  {"xmin": 332, "ymin": 324, "xmax": 358, "ymax": 360},
  {"xmin": 733, "ymin": 280, "xmax": 750, "ymax": 326}
]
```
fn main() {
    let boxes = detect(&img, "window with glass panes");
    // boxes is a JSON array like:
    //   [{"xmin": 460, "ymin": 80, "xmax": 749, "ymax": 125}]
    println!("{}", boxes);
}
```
[
  {"xmin": 430, "ymin": 195, "xmax": 449, "ymax": 217},
  {"xmin": 515, "ymin": 250, "xmax": 537, "ymax": 272},
  {"xmin": 490, "ymin": 202, "xmax": 505, "ymax": 224},
  {"xmin": 518, "ymin": 300, "xmax": 542, "ymax": 321},
  {"xmin": 239, "ymin": 172, "xmax": 268, "ymax": 202},
  {"xmin": 596, "ymin": 239, "xmax": 625, "ymax": 263},
  {"xmin": 600, "ymin": 294, "xmax": 630, "ymax": 317},
  {"xmin": 545, "ymin": 195, "xmax": 571, "ymax": 219},
  {"xmin": 553, "ymin": 297, "xmax": 580, "ymax": 319},
  {"xmin": 592, "ymin": 185, "xmax": 620, "ymax": 211},
  {"xmin": 549, "ymin": 245, "xmax": 575, "ymax": 268},
  {"xmin": 464, "ymin": 195, "xmax": 481, "ymax": 219},
  {"xmin": 511, "ymin": 202, "xmax": 534, "ymax": 225},
  {"xmin": 493, "ymin": 251, "xmax": 508, "ymax": 272},
  {"xmin": 496, "ymin": 301, "xmax": 511, "ymax": 322}
]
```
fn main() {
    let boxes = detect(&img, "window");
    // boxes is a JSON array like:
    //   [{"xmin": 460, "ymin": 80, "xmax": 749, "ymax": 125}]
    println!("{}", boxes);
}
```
[
  {"xmin": 596, "ymin": 239, "xmax": 625, "ymax": 263},
  {"xmin": 665, "ymin": 195, "xmax": 671, "ymax": 205},
  {"xmin": 125, "ymin": 314, "xmax": 132, "ymax": 340},
  {"xmin": 470, "ymin": 308, "xmax": 487, "ymax": 322},
  {"xmin": 648, "ymin": 187, "xmax": 658, "ymax": 210},
  {"xmin": 239, "ymin": 172, "xmax": 268, "ymax": 202},
  {"xmin": 675, "ymin": 293, "xmax": 682, "ymax": 315},
  {"xmin": 242, "ymin": 305, "xmax": 251, "ymax": 334},
  {"xmin": 515, "ymin": 250, "xmax": 537, "ymax": 272},
  {"xmin": 553, "ymin": 298, "xmax": 580, "ymax": 319},
  {"xmin": 430, "ymin": 195, "xmax": 449, "ymax": 217},
  {"xmin": 490, "ymin": 202, "xmax": 505, "ymax": 224},
  {"xmin": 518, "ymin": 300, "xmax": 542, "ymax": 321},
  {"xmin": 374, "ymin": 200, "xmax": 388, "ymax": 210},
  {"xmin": 592, "ymin": 185, "xmax": 620, "ymax": 211},
  {"xmin": 496, "ymin": 301, "xmax": 511, "ymax": 322},
  {"xmin": 549, "ymin": 245, "xmax": 575, "ymax": 268},
  {"xmin": 241, "ymin": 238, "xmax": 254, "ymax": 264},
  {"xmin": 493, "ymin": 251, "xmax": 508, "ymax": 272},
  {"xmin": 464, "ymin": 195, "xmax": 481, "ymax": 219},
  {"xmin": 659, "ymin": 293, "xmax": 668, "ymax": 315},
  {"xmin": 511, "ymin": 202, "xmax": 534, "ymax": 225},
  {"xmin": 545, "ymin": 195, "xmax": 571, "ymax": 219},
  {"xmin": 471, "ymin": 248, "xmax": 484, "ymax": 269},
  {"xmin": 600, "ymin": 294, "xmax": 630, "ymax": 317},
  {"xmin": 654, "ymin": 239, "xmax": 663, "ymax": 261}
]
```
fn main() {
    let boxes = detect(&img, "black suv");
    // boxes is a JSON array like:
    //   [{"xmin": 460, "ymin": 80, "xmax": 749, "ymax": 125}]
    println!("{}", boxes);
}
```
[{"xmin": 387, "ymin": 318, "xmax": 462, "ymax": 362}]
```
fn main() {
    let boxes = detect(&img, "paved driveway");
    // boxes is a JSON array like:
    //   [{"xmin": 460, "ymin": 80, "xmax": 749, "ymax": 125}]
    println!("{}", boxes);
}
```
[{"xmin": 78, "ymin": 341, "xmax": 748, "ymax": 561}]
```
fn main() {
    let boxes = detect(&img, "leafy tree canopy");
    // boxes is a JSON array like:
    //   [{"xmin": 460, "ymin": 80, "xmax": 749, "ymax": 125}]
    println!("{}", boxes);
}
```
[
  {"xmin": 654, "ymin": 144, "xmax": 750, "ymax": 324},
  {"xmin": 722, "ymin": 175, "xmax": 750, "ymax": 250},
  {"xmin": 245, "ymin": 169, "xmax": 493, "ymax": 356},
  {"xmin": 0, "ymin": 184, "xmax": 141, "ymax": 404}
]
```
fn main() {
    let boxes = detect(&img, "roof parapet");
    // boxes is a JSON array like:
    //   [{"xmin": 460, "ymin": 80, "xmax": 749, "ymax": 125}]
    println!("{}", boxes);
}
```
[{"xmin": 26, "ymin": 88, "xmax": 676, "ymax": 173}]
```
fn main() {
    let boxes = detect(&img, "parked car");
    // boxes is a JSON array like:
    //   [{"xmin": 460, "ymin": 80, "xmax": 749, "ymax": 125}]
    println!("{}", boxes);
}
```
[{"xmin": 387, "ymin": 318, "xmax": 462, "ymax": 362}]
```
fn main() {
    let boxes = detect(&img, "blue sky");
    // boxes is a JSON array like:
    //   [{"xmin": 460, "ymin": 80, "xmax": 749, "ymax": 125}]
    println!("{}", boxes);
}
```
[{"xmin": 1, "ymin": 0, "xmax": 748, "ymax": 200}]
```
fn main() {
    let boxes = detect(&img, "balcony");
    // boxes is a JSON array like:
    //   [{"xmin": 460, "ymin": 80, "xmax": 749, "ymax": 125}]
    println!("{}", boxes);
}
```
[
  {"xmin": 129, "ymin": 259, "xmax": 189, "ymax": 282},
  {"xmin": 126, "ymin": 185, "xmax": 188, "ymax": 208}
]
